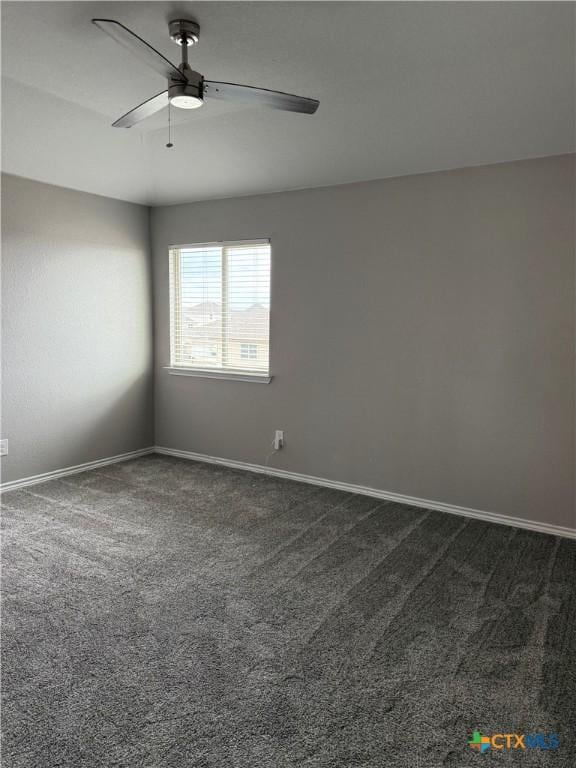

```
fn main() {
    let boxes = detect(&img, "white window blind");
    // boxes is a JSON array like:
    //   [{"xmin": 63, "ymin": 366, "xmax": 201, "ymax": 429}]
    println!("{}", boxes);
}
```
[{"xmin": 169, "ymin": 241, "xmax": 271, "ymax": 376}]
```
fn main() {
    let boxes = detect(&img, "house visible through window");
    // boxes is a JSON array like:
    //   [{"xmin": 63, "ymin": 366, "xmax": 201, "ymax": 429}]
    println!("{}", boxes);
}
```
[
  {"xmin": 169, "ymin": 241, "xmax": 271, "ymax": 376},
  {"xmin": 240, "ymin": 344, "xmax": 258, "ymax": 360}
]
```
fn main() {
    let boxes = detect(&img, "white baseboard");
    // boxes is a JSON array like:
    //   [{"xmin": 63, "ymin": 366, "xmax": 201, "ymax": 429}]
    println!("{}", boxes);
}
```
[
  {"xmin": 155, "ymin": 446, "xmax": 576, "ymax": 541},
  {"xmin": 0, "ymin": 447, "xmax": 155, "ymax": 493},
  {"xmin": 3, "ymin": 443, "xmax": 573, "ymax": 540}
]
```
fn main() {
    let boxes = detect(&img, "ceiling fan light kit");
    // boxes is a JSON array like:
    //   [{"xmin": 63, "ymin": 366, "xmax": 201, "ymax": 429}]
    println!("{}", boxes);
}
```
[
  {"xmin": 169, "ymin": 88, "xmax": 203, "ymax": 109},
  {"xmin": 91, "ymin": 17, "xmax": 319, "ymax": 128}
]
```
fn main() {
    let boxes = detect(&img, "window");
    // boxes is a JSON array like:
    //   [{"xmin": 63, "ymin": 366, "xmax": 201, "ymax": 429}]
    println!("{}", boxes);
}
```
[
  {"xmin": 169, "ymin": 240, "xmax": 271, "ymax": 378},
  {"xmin": 240, "ymin": 344, "xmax": 258, "ymax": 360}
]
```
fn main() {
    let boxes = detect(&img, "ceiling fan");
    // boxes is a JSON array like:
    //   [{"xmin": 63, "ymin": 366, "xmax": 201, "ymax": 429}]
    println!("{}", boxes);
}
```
[{"xmin": 92, "ymin": 18, "xmax": 320, "ymax": 128}]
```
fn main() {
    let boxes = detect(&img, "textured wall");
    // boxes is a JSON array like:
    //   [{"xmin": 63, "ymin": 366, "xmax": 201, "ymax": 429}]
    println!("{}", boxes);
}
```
[
  {"xmin": 152, "ymin": 155, "xmax": 575, "ymax": 529},
  {"xmin": 1, "ymin": 174, "xmax": 153, "ymax": 482}
]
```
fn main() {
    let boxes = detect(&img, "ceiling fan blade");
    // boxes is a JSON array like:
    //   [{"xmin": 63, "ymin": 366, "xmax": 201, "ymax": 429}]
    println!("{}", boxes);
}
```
[
  {"xmin": 92, "ymin": 19, "xmax": 184, "ymax": 82},
  {"xmin": 112, "ymin": 90, "xmax": 168, "ymax": 128},
  {"xmin": 203, "ymin": 81, "xmax": 319, "ymax": 114}
]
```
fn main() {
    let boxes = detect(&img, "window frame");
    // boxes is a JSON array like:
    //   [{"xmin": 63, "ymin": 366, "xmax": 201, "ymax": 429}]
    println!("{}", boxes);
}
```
[{"xmin": 165, "ymin": 239, "xmax": 273, "ymax": 384}]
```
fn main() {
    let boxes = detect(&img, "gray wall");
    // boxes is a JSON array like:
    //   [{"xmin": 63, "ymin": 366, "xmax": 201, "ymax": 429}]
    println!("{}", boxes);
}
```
[
  {"xmin": 1, "ymin": 174, "xmax": 153, "ymax": 483},
  {"xmin": 152, "ymin": 155, "xmax": 575, "ymax": 529}
]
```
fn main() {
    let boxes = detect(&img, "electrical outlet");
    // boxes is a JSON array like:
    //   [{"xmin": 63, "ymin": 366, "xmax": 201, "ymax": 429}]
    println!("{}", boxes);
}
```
[
  {"xmin": 274, "ymin": 430, "xmax": 284, "ymax": 450},
  {"xmin": 0, "ymin": 439, "xmax": 8, "ymax": 456}
]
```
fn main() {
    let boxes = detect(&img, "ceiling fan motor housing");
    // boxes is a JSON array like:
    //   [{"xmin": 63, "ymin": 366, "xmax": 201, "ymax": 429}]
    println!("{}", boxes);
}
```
[{"xmin": 169, "ymin": 68, "xmax": 203, "ymax": 108}]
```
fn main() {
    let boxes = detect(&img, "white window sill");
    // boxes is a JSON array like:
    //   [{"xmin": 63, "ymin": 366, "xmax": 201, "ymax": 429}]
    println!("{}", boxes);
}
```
[{"xmin": 164, "ymin": 367, "xmax": 272, "ymax": 384}]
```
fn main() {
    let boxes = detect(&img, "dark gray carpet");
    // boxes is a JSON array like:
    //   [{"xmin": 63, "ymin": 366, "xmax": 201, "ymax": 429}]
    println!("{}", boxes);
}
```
[{"xmin": 2, "ymin": 455, "xmax": 575, "ymax": 767}]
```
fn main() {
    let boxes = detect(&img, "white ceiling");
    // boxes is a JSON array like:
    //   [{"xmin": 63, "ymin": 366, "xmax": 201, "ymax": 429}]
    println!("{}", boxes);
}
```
[{"xmin": 2, "ymin": 2, "xmax": 574, "ymax": 206}]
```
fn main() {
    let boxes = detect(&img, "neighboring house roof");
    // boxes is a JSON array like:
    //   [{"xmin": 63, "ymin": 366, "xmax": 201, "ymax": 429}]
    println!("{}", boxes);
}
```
[{"xmin": 182, "ymin": 303, "xmax": 269, "ymax": 343}]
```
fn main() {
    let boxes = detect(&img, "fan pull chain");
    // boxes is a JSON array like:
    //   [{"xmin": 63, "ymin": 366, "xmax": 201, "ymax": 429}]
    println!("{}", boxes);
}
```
[{"xmin": 166, "ymin": 101, "xmax": 174, "ymax": 148}]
